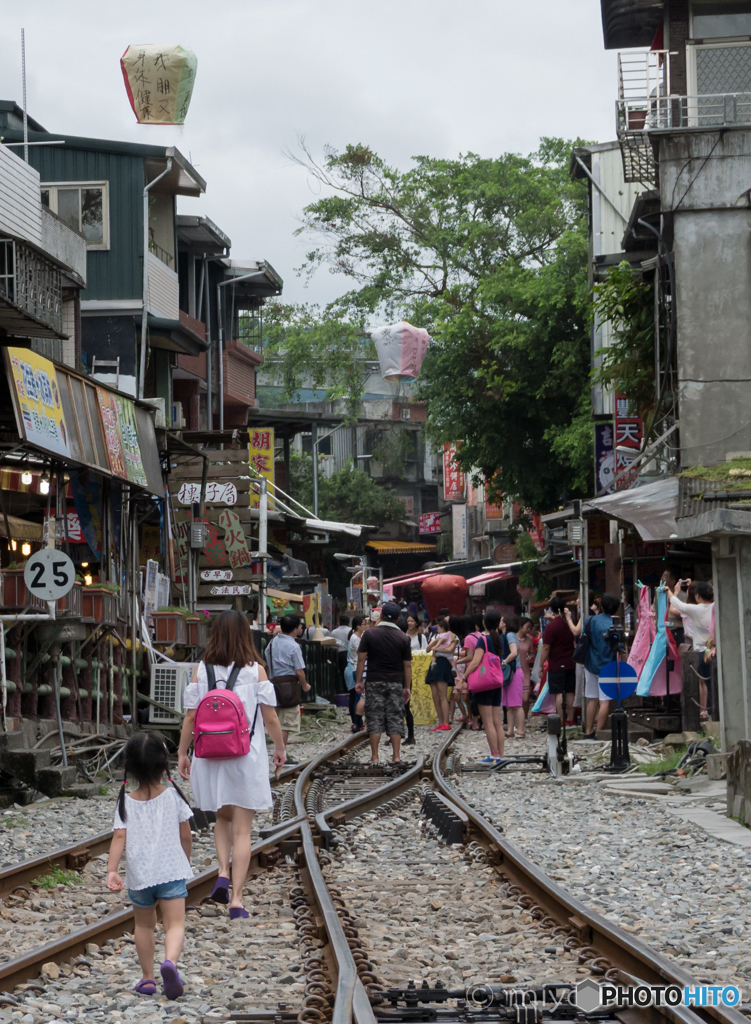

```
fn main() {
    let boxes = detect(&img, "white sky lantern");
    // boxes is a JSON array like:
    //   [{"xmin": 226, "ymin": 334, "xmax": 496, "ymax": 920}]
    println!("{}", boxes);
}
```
[
  {"xmin": 371, "ymin": 321, "xmax": 431, "ymax": 384},
  {"xmin": 121, "ymin": 45, "xmax": 197, "ymax": 125}
]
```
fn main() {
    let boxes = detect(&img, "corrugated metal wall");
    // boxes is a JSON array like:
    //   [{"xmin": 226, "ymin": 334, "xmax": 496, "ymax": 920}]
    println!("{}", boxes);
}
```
[
  {"xmin": 0, "ymin": 145, "xmax": 43, "ymax": 245},
  {"xmin": 26, "ymin": 147, "xmax": 144, "ymax": 301}
]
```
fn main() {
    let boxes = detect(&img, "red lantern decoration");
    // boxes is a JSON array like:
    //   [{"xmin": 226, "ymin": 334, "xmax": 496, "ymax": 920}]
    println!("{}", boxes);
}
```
[{"xmin": 421, "ymin": 575, "xmax": 469, "ymax": 620}]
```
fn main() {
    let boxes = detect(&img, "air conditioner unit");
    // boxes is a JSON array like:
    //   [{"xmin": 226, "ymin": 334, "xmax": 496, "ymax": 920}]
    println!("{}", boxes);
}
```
[
  {"xmin": 400, "ymin": 407, "xmax": 411, "ymax": 420},
  {"xmin": 149, "ymin": 662, "xmax": 197, "ymax": 725},
  {"xmin": 171, "ymin": 401, "xmax": 186, "ymax": 429}
]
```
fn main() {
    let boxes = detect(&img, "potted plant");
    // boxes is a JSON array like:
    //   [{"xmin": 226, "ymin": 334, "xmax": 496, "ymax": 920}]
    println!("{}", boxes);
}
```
[
  {"xmin": 82, "ymin": 582, "xmax": 120, "ymax": 625},
  {"xmin": 151, "ymin": 606, "xmax": 190, "ymax": 644}
]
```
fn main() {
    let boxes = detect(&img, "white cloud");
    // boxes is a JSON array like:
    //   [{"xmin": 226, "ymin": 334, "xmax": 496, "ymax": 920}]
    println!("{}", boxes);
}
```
[{"xmin": 2, "ymin": 0, "xmax": 616, "ymax": 304}]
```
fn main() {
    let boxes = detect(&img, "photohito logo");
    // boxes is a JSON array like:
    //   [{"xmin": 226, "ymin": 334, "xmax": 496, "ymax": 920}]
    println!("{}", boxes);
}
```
[{"xmin": 575, "ymin": 980, "xmax": 741, "ymax": 1013}]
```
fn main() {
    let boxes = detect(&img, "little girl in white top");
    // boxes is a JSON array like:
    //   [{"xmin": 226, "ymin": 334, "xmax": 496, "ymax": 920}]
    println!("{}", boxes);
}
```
[{"xmin": 107, "ymin": 732, "xmax": 193, "ymax": 1001}]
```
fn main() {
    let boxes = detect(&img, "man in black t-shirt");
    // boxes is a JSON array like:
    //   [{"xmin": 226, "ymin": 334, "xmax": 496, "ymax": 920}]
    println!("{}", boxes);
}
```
[{"xmin": 356, "ymin": 602, "xmax": 412, "ymax": 763}]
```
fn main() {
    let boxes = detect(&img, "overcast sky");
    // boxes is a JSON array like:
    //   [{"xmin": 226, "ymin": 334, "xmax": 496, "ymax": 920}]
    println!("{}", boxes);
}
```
[{"xmin": 1, "ymin": 1, "xmax": 616, "ymax": 305}]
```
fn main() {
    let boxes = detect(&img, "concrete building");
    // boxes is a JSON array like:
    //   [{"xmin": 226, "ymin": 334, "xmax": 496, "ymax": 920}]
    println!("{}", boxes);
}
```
[{"xmin": 596, "ymin": 0, "xmax": 751, "ymax": 792}]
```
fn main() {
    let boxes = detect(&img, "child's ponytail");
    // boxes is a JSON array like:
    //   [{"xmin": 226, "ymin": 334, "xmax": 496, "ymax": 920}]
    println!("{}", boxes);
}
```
[{"xmin": 116, "ymin": 777, "xmax": 128, "ymax": 823}]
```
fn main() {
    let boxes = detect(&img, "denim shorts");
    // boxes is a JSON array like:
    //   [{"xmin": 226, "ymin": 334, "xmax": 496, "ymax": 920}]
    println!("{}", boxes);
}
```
[{"xmin": 128, "ymin": 878, "xmax": 188, "ymax": 907}]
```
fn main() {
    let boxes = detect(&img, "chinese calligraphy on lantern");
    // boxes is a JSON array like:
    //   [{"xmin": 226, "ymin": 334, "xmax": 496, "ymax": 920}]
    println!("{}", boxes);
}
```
[
  {"xmin": 442, "ymin": 443, "xmax": 465, "ymax": 501},
  {"xmin": 177, "ymin": 481, "xmax": 237, "ymax": 506},
  {"xmin": 613, "ymin": 394, "xmax": 642, "ymax": 491},
  {"xmin": 121, "ymin": 44, "xmax": 197, "ymax": 125},
  {"xmin": 249, "ymin": 427, "xmax": 275, "ymax": 509}
]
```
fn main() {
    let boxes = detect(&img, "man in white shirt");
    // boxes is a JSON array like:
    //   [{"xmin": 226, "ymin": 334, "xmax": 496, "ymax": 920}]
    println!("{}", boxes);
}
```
[{"xmin": 669, "ymin": 579, "xmax": 714, "ymax": 720}]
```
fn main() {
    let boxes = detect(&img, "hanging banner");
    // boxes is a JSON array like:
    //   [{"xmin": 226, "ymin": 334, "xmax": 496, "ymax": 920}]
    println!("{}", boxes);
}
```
[
  {"xmin": 6, "ymin": 348, "xmax": 71, "ymax": 459},
  {"xmin": 249, "ymin": 428, "xmax": 275, "ymax": 509},
  {"xmin": 69, "ymin": 472, "xmax": 103, "ymax": 556},
  {"xmin": 121, "ymin": 44, "xmax": 197, "ymax": 125},
  {"xmin": 594, "ymin": 422, "xmax": 616, "ymax": 494},
  {"xmin": 442, "ymin": 443, "xmax": 465, "ymax": 501},
  {"xmin": 614, "ymin": 394, "xmax": 642, "ymax": 491}
]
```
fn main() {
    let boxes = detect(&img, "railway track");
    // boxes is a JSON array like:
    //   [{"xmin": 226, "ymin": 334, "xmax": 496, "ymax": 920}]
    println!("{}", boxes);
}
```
[{"xmin": 0, "ymin": 727, "xmax": 745, "ymax": 1024}]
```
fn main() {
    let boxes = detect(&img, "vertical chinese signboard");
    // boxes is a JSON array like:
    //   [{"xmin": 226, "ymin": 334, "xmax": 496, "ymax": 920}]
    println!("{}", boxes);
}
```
[
  {"xmin": 249, "ymin": 428, "xmax": 275, "ymax": 509},
  {"xmin": 442, "ymin": 443, "xmax": 465, "ymax": 501},
  {"xmin": 452, "ymin": 504, "xmax": 468, "ymax": 559},
  {"xmin": 7, "ymin": 349, "xmax": 71, "ymax": 458},
  {"xmin": 484, "ymin": 474, "xmax": 503, "ymax": 519},
  {"xmin": 613, "ymin": 394, "xmax": 642, "ymax": 491},
  {"xmin": 594, "ymin": 422, "xmax": 616, "ymax": 494}
]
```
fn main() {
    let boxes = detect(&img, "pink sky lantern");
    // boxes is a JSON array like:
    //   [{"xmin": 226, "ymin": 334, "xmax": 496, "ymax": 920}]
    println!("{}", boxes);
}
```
[{"xmin": 371, "ymin": 321, "xmax": 431, "ymax": 383}]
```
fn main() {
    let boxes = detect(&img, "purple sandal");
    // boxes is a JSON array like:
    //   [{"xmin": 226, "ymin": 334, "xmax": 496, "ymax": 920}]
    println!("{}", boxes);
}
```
[
  {"xmin": 134, "ymin": 978, "xmax": 156, "ymax": 996},
  {"xmin": 209, "ymin": 875, "xmax": 230, "ymax": 904},
  {"xmin": 229, "ymin": 906, "xmax": 249, "ymax": 920},
  {"xmin": 160, "ymin": 959, "xmax": 184, "ymax": 1000}
]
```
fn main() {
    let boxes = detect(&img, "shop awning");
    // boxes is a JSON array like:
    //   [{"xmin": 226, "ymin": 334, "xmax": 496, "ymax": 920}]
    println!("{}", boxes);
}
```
[
  {"xmin": 466, "ymin": 569, "xmax": 510, "ymax": 585},
  {"xmin": 0, "ymin": 515, "xmax": 43, "ymax": 541},
  {"xmin": 250, "ymin": 584, "xmax": 303, "ymax": 603},
  {"xmin": 587, "ymin": 476, "xmax": 679, "ymax": 542},
  {"xmin": 367, "ymin": 540, "xmax": 438, "ymax": 555}
]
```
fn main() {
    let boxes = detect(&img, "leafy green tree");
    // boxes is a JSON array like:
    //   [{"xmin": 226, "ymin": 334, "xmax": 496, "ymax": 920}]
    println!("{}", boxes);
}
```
[
  {"xmin": 591, "ymin": 260, "xmax": 656, "ymax": 424},
  {"xmin": 269, "ymin": 137, "xmax": 592, "ymax": 510},
  {"xmin": 288, "ymin": 453, "xmax": 403, "ymax": 528}
]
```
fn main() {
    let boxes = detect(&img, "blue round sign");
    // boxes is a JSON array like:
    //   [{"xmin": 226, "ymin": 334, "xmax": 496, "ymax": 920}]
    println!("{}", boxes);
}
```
[{"xmin": 598, "ymin": 660, "xmax": 638, "ymax": 701}]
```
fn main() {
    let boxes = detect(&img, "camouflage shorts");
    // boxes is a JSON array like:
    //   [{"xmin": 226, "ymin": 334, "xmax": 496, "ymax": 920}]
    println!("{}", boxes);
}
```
[{"xmin": 364, "ymin": 679, "xmax": 406, "ymax": 736}]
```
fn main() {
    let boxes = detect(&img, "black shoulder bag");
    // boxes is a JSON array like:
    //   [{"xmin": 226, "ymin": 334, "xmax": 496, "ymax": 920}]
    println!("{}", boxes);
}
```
[
  {"xmin": 572, "ymin": 617, "xmax": 592, "ymax": 665},
  {"xmin": 266, "ymin": 638, "xmax": 302, "ymax": 709}
]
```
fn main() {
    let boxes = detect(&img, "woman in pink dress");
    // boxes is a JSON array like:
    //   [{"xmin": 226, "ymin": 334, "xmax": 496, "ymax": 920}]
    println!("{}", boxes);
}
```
[
  {"xmin": 501, "ymin": 615, "xmax": 525, "ymax": 738},
  {"xmin": 517, "ymin": 617, "xmax": 535, "ymax": 724}
]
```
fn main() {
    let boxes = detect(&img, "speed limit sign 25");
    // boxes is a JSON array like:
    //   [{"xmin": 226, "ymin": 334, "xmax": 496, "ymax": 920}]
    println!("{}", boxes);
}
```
[{"xmin": 23, "ymin": 549, "xmax": 76, "ymax": 602}]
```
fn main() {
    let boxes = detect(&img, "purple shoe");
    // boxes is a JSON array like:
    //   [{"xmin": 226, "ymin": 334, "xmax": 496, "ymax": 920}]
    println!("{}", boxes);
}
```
[
  {"xmin": 209, "ymin": 875, "xmax": 230, "ymax": 904},
  {"xmin": 229, "ymin": 906, "xmax": 250, "ymax": 920},
  {"xmin": 160, "ymin": 959, "xmax": 184, "ymax": 1000},
  {"xmin": 133, "ymin": 978, "xmax": 156, "ymax": 996}
]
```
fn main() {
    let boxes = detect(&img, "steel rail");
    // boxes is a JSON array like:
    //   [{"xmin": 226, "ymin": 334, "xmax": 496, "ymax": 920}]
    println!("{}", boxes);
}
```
[
  {"xmin": 0, "ymin": 818, "xmax": 303, "ymax": 993},
  {"xmin": 0, "ymin": 755, "xmax": 312, "ymax": 901},
  {"xmin": 294, "ymin": 731, "xmax": 376, "ymax": 1024},
  {"xmin": 433, "ymin": 726, "xmax": 747, "ymax": 1024},
  {"xmin": 0, "ymin": 742, "xmax": 357, "ymax": 994}
]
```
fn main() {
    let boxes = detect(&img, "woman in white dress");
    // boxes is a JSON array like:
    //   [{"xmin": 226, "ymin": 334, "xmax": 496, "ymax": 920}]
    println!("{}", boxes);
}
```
[{"xmin": 178, "ymin": 611, "xmax": 285, "ymax": 919}]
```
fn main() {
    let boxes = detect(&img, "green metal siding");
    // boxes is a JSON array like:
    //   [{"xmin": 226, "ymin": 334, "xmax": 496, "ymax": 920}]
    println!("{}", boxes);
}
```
[{"xmin": 27, "ymin": 147, "xmax": 144, "ymax": 301}]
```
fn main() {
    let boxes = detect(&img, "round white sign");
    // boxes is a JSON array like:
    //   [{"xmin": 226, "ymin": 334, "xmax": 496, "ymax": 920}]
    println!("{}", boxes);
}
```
[{"xmin": 23, "ymin": 549, "xmax": 76, "ymax": 602}]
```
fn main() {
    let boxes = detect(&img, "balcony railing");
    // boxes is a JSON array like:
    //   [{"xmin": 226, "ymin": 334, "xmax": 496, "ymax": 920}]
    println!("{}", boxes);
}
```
[{"xmin": 0, "ymin": 236, "xmax": 63, "ymax": 337}]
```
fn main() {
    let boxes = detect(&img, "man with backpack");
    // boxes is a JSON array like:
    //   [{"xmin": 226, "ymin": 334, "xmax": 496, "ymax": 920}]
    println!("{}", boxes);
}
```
[{"xmin": 265, "ymin": 614, "xmax": 311, "ymax": 756}]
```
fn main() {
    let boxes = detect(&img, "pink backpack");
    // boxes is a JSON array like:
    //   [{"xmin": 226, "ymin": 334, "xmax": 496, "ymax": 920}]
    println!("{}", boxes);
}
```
[{"xmin": 193, "ymin": 664, "xmax": 258, "ymax": 759}]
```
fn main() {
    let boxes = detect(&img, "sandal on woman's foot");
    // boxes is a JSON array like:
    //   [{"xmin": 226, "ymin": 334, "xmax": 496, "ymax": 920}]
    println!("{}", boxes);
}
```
[
  {"xmin": 210, "ymin": 875, "xmax": 230, "ymax": 904},
  {"xmin": 134, "ymin": 979, "xmax": 156, "ymax": 996},
  {"xmin": 160, "ymin": 960, "xmax": 184, "ymax": 1000},
  {"xmin": 229, "ymin": 906, "xmax": 250, "ymax": 920}
]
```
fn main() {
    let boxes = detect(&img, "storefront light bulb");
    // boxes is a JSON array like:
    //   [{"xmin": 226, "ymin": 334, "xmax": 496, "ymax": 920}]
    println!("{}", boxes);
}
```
[
  {"xmin": 21, "ymin": 542, "xmax": 31, "ymax": 557},
  {"xmin": 80, "ymin": 562, "xmax": 88, "ymax": 568},
  {"xmin": 39, "ymin": 477, "xmax": 50, "ymax": 496},
  {"xmin": 10, "ymin": 540, "xmax": 16, "ymax": 552},
  {"xmin": 21, "ymin": 470, "xmax": 32, "ymax": 486},
  {"xmin": 84, "ymin": 574, "xmax": 93, "ymax": 586}
]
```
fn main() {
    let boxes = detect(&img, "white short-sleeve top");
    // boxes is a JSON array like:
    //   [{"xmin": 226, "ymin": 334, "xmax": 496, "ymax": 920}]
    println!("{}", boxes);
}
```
[
  {"xmin": 113, "ymin": 787, "xmax": 193, "ymax": 891},
  {"xmin": 183, "ymin": 662, "xmax": 276, "ymax": 754}
]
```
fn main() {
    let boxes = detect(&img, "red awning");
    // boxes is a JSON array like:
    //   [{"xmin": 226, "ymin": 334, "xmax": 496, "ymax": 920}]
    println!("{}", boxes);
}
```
[{"xmin": 466, "ymin": 569, "xmax": 510, "ymax": 586}]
